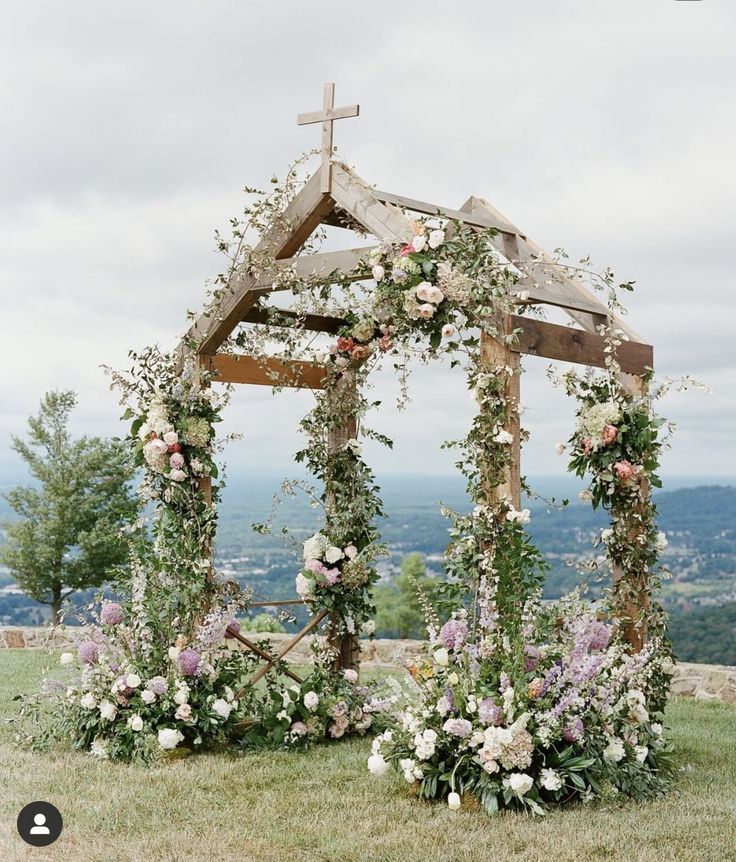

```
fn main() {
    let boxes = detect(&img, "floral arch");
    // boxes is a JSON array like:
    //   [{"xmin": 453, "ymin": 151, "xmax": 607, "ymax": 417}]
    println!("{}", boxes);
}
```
[{"xmin": 31, "ymin": 86, "xmax": 675, "ymax": 814}]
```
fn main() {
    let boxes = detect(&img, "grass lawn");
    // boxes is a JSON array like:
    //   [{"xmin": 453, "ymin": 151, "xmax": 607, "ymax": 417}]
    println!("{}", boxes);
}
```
[{"xmin": 1, "ymin": 650, "xmax": 735, "ymax": 862}]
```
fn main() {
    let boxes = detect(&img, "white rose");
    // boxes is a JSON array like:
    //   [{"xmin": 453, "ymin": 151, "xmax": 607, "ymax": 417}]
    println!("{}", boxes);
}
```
[
  {"xmin": 428, "ymin": 229, "xmax": 445, "ymax": 249},
  {"xmin": 635, "ymin": 745, "xmax": 649, "ymax": 763},
  {"xmin": 506, "ymin": 507, "xmax": 531, "ymax": 525},
  {"xmin": 651, "ymin": 722, "xmax": 663, "ymax": 737},
  {"xmin": 304, "ymin": 691, "xmax": 320, "ymax": 711},
  {"xmin": 59, "ymin": 652, "xmax": 74, "ymax": 666},
  {"xmin": 418, "ymin": 303, "xmax": 436, "ymax": 319},
  {"xmin": 126, "ymin": 673, "xmax": 141, "ymax": 689},
  {"xmin": 539, "ymin": 768, "xmax": 562, "ymax": 791},
  {"xmin": 175, "ymin": 703, "xmax": 192, "ymax": 721},
  {"xmin": 367, "ymin": 753, "xmax": 389, "ymax": 776},
  {"xmin": 174, "ymin": 687, "xmax": 190, "ymax": 705},
  {"xmin": 415, "ymin": 282, "xmax": 432, "ymax": 302},
  {"xmin": 441, "ymin": 324, "xmax": 456, "ymax": 339},
  {"xmin": 411, "ymin": 234, "xmax": 427, "ymax": 252},
  {"xmin": 447, "ymin": 792, "xmax": 461, "ymax": 810},
  {"xmin": 295, "ymin": 573, "xmax": 314, "ymax": 600},
  {"xmin": 555, "ymin": 442, "xmax": 566, "ymax": 456},
  {"xmin": 603, "ymin": 738, "xmax": 626, "ymax": 763},
  {"xmin": 342, "ymin": 669, "xmax": 359, "ymax": 684},
  {"xmin": 141, "ymin": 689, "xmax": 156, "ymax": 705},
  {"xmin": 212, "ymin": 698, "xmax": 233, "ymax": 719},
  {"xmin": 372, "ymin": 264, "xmax": 385, "ymax": 282},
  {"xmin": 158, "ymin": 728, "xmax": 184, "ymax": 750},
  {"xmin": 168, "ymin": 646, "xmax": 180, "ymax": 661},
  {"xmin": 494, "ymin": 429, "xmax": 514, "ymax": 445},
  {"xmin": 163, "ymin": 430, "xmax": 178, "ymax": 446},
  {"xmin": 344, "ymin": 545, "xmax": 358, "ymax": 560},
  {"xmin": 505, "ymin": 773, "xmax": 533, "ymax": 796},
  {"xmin": 99, "ymin": 700, "xmax": 117, "ymax": 721},
  {"xmin": 170, "ymin": 469, "xmax": 187, "ymax": 482},
  {"xmin": 302, "ymin": 532, "xmax": 328, "ymax": 562},
  {"xmin": 128, "ymin": 714, "xmax": 144, "ymax": 732},
  {"xmin": 137, "ymin": 422, "xmax": 151, "ymax": 441},
  {"xmin": 433, "ymin": 647, "xmax": 449, "ymax": 667},
  {"xmin": 80, "ymin": 692, "xmax": 96, "ymax": 710},
  {"xmin": 325, "ymin": 546, "xmax": 343, "ymax": 564},
  {"xmin": 426, "ymin": 286, "xmax": 444, "ymax": 304},
  {"xmin": 363, "ymin": 620, "xmax": 376, "ymax": 635}
]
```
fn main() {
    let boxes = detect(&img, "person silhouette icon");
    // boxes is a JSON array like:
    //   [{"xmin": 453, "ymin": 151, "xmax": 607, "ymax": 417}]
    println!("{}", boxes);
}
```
[{"xmin": 29, "ymin": 813, "xmax": 50, "ymax": 835}]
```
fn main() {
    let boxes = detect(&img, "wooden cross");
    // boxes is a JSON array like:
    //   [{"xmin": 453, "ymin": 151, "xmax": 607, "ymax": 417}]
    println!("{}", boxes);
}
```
[{"xmin": 297, "ymin": 82, "xmax": 359, "ymax": 193}]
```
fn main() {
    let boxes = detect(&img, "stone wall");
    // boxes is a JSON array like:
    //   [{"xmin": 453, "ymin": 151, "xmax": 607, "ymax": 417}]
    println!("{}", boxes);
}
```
[{"xmin": 2, "ymin": 626, "xmax": 734, "ymax": 704}]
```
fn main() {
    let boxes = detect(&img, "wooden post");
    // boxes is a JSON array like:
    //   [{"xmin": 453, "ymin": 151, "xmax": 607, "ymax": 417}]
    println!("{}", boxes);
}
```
[
  {"xmin": 325, "ymin": 369, "xmax": 361, "ymax": 672},
  {"xmin": 613, "ymin": 373, "xmax": 651, "ymax": 652},
  {"xmin": 479, "ymin": 323, "xmax": 522, "ymax": 509}
]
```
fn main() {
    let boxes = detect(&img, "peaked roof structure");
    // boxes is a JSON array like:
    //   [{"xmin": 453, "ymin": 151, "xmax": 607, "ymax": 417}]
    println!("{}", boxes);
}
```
[{"xmin": 181, "ymin": 86, "xmax": 652, "ymax": 385}]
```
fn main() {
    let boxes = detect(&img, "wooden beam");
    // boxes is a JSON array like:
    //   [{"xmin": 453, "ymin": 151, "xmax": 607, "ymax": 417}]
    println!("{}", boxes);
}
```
[
  {"xmin": 204, "ymin": 353, "xmax": 327, "ymax": 389},
  {"xmin": 251, "ymin": 246, "xmax": 373, "ymax": 294},
  {"xmin": 181, "ymin": 170, "xmax": 334, "ymax": 356},
  {"xmin": 248, "ymin": 609, "xmax": 330, "ymax": 686},
  {"xmin": 242, "ymin": 306, "xmax": 347, "ymax": 334},
  {"xmin": 330, "ymin": 162, "xmax": 415, "ymax": 242},
  {"xmin": 509, "ymin": 315, "xmax": 653, "ymax": 374},
  {"xmin": 373, "ymin": 189, "xmax": 522, "ymax": 238},
  {"xmin": 227, "ymin": 629, "xmax": 303, "ymax": 684}
]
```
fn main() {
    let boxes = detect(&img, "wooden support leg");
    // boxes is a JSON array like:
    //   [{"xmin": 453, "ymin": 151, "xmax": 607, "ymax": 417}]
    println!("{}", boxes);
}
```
[{"xmin": 479, "ymin": 325, "xmax": 522, "ymax": 509}]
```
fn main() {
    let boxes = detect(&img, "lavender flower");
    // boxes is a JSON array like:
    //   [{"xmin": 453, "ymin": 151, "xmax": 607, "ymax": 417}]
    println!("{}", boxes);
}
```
[
  {"xmin": 478, "ymin": 698, "xmax": 503, "ymax": 726},
  {"xmin": 100, "ymin": 602, "xmax": 124, "ymax": 626},
  {"xmin": 524, "ymin": 644, "xmax": 541, "ymax": 672},
  {"xmin": 225, "ymin": 618, "xmax": 241, "ymax": 639},
  {"xmin": 563, "ymin": 717, "xmax": 584, "ymax": 742},
  {"xmin": 78, "ymin": 641, "xmax": 100, "ymax": 665},
  {"xmin": 439, "ymin": 619, "xmax": 468, "ymax": 651},
  {"xmin": 178, "ymin": 648, "xmax": 201, "ymax": 676},
  {"xmin": 588, "ymin": 621, "xmax": 612, "ymax": 651}
]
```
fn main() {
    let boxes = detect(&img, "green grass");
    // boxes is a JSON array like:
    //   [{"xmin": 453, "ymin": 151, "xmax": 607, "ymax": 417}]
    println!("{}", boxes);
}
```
[{"xmin": 1, "ymin": 650, "xmax": 735, "ymax": 862}]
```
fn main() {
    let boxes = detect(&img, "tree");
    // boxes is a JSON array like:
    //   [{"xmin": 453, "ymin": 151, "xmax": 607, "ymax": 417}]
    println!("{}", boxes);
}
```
[
  {"xmin": 0, "ymin": 391, "xmax": 138, "ymax": 623},
  {"xmin": 374, "ymin": 553, "xmax": 439, "ymax": 639}
]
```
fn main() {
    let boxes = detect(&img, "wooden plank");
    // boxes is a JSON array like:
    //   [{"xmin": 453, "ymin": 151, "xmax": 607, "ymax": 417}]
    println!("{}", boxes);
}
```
[
  {"xmin": 509, "ymin": 315, "xmax": 653, "ymax": 374},
  {"xmin": 205, "ymin": 353, "xmax": 327, "ymax": 390},
  {"xmin": 480, "ymin": 326, "xmax": 521, "ymax": 509},
  {"xmin": 373, "ymin": 189, "xmax": 522, "ymax": 238},
  {"xmin": 242, "ymin": 305, "xmax": 347, "ymax": 333},
  {"xmin": 330, "ymin": 162, "xmax": 415, "ymax": 242},
  {"xmin": 250, "ymin": 599, "xmax": 305, "ymax": 608},
  {"xmin": 251, "ymin": 246, "xmax": 373, "ymax": 294},
  {"xmin": 249, "ymin": 609, "xmax": 329, "ymax": 685},
  {"xmin": 297, "ymin": 104, "xmax": 360, "ymax": 126},
  {"xmin": 181, "ymin": 170, "xmax": 334, "ymax": 356},
  {"xmin": 227, "ymin": 629, "xmax": 303, "ymax": 684}
]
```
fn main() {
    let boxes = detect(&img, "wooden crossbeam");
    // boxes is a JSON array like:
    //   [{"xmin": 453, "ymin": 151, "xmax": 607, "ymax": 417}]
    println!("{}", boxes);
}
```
[
  {"xmin": 251, "ymin": 246, "xmax": 373, "ymax": 294},
  {"xmin": 372, "ymin": 189, "xmax": 522, "ymax": 238},
  {"xmin": 181, "ymin": 170, "xmax": 334, "ymax": 356},
  {"xmin": 204, "ymin": 353, "xmax": 327, "ymax": 389},
  {"xmin": 248, "ymin": 609, "xmax": 329, "ymax": 687},
  {"xmin": 509, "ymin": 315, "xmax": 653, "ymax": 374},
  {"xmin": 227, "ymin": 628, "xmax": 304, "ymax": 684},
  {"xmin": 242, "ymin": 305, "xmax": 347, "ymax": 334}
]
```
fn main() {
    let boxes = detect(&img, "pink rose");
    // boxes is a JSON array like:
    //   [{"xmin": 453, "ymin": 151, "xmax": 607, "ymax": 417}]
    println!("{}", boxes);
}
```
[
  {"xmin": 400, "ymin": 244, "xmax": 414, "ymax": 256},
  {"xmin": 583, "ymin": 437, "xmax": 593, "ymax": 455},
  {"xmin": 614, "ymin": 460, "xmax": 636, "ymax": 481},
  {"xmin": 305, "ymin": 559, "xmax": 326, "ymax": 574},
  {"xmin": 170, "ymin": 452, "xmax": 185, "ymax": 469},
  {"xmin": 601, "ymin": 424, "xmax": 618, "ymax": 445},
  {"xmin": 324, "ymin": 568, "xmax": 341, "ymax": 585}
]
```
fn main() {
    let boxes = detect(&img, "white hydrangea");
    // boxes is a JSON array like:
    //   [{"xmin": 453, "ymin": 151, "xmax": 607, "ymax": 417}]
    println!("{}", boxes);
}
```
[
  {"xmin": 603, "ymin": 737, "xmax": 626, "ymax": 763},
  {"xmin": 303, "ymin": 532, "xmax": 329, "ymax": 562},
  {"xmin": 539, "ymin": 768, "xmax": 562, "ymax": 791},
  {"xmin": 295, "ymin": 573, "xmax": 314, "ymax": 601},
  {"xmin": 580, "ymin": 401, "xmax": 621, "ymax": 439},
  {"xmin": 399, "ymin": 757, "xmax": 423, "ymax": 783}
]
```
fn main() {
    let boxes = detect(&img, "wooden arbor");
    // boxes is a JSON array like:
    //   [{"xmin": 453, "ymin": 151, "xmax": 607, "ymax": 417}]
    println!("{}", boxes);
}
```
[{"xmin": 181, "ymin": 85, "xmax": 654, "ymax": 673}]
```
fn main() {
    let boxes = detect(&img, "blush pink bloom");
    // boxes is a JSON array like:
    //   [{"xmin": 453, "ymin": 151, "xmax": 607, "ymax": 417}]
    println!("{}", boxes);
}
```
[
  {"xmin": 305, "ymin": 559, "xmax": 326, "ymax": 574},
  {"xmin": 170, "ymin": 452, "xmax": 185, "ymax": 469},
  {"xmin": 400, "ymin": 244, "xmax": 414, "ymax": 256},
  {"xmin": 601, "ymin": 424, "xmax": 618, "ymax": 446},
  {"xmin": 614, "ymin": 460, "xmax": 636, "ymax": 481},
  {"xmin": 583, "ymin": 437, "xmax": 593, "ymax": 455},
  {"xmin": 324, "ymin": 568, "xmax": 341, "ymax": 585}
]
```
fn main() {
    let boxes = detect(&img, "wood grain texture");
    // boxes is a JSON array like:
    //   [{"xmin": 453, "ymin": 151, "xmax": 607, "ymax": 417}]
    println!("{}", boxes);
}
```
[
  {"xmin": 330, "ymin": 162, "xmax": 414, "ymax": 242},
  {"xmin": 205, "ymin": 353, "xmax": 327, "ymax": 390},
  {"xmin": 509, "ymin": 315, "xmax": 653, "ymax": 374}
]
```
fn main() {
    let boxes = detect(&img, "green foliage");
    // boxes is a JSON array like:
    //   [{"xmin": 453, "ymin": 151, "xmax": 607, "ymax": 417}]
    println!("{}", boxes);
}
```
[
  {"xmin": 0, "ymin": 390, "xmax": 138, "ymax": 623},
  {"xmin": 241, "ymin": 613, "xmax": 286, "ymax": 634},
  {"xmin": 374, "ymin": 553, "xmax": 441, "ymax": 639}
]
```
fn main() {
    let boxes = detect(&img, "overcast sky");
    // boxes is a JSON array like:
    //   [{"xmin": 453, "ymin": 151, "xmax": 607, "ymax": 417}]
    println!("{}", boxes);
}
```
[{"xmin": 1, "ymin": 1, "xmax": 733, "ymax": 485}]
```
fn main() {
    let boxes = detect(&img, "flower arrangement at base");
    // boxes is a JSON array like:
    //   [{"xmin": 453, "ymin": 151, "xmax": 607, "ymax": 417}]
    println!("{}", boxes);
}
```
[
  {"xmin": 368, "ymin": 592, "xmax": 674, "ymax": 815},
  {"xmin": 19, "ymin": 593, "xmax": 258, "ymax": 762}
]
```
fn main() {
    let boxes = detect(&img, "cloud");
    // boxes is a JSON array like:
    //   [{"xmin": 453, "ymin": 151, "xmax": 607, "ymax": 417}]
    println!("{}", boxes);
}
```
[{"xmin": 1, "ymin": 1, "xmax": 734, "ymax": 481}]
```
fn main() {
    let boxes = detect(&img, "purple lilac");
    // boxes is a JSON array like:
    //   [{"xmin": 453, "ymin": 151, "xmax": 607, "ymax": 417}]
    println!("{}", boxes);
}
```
[
  {"xmin": 524, "ymin": 644, "xmax": 541, "ymax": 672},
  {"xmin": 100, "ymin": 602, "xmax": 124, "ymax": 626},
  {"xmin": 439, "ymin": 619, "xmax": 468, "ymax": 651},
  {"xmin": 78, "ymin": 641, "xmax": 100, "ymax": 665},
  {"xmin": 225, "ymin": 618, "xmax": 241, "ymax": 638},
  {"xmin": 178, "ymin": 648, "xmax": 202, "ymax": 676},
  {"xmin": 588, "ymin": 621, "xmax": 612, "ymax": 651}
]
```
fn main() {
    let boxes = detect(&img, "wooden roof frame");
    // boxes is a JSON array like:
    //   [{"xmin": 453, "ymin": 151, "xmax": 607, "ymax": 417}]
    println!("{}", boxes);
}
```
[{"xmin": 180, "ymin": 159, "xmax": 653, "ymax": 384}]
